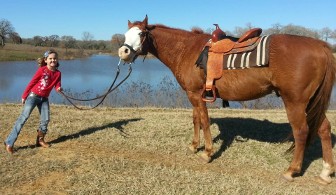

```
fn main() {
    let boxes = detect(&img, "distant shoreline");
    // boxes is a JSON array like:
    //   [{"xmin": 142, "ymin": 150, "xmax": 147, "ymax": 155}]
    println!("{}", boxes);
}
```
[
  {"xmin": 0, "ymin": 43, "xmax": 155, "ymax": 62},
  {"xmin": 0, "ymin": 43, "xmax": 107, "ymax": 62}
]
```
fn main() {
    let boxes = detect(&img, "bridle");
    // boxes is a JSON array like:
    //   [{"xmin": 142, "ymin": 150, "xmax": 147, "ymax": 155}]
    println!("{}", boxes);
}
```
[{"xmin": 121, "ymin": 26, "xmax": 155, "ymax": 63}]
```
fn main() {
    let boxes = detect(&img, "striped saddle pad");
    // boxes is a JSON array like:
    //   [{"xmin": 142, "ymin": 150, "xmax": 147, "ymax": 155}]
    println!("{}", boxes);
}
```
[{"xmin": 223, "ymin": 35, "xmax": 271, "ymax": 69}]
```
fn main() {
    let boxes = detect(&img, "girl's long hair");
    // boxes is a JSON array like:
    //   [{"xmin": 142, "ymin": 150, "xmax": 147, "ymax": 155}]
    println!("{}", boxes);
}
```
[{"xmin": 37, "ymin": 49, "xmax": 60, "ymax": 68}]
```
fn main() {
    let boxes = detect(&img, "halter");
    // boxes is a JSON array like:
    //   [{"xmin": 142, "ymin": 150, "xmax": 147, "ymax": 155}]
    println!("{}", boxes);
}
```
[{"xmin": 123, "ymin": 27, "xmax": 154, "ymax": 63}]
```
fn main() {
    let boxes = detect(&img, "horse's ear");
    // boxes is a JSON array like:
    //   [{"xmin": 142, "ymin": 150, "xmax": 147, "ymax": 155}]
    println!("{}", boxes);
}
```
[
  {"xmin": 128, "ymin": 20, "xmax": 132, "ymax": 28},
  {"xmin": 143, "ymin": 15, "xmax": 148, "ymax": 26}
]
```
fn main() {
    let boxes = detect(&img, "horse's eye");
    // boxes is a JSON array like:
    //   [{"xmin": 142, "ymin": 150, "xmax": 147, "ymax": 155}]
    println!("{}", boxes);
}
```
[{"xmin": 139, "ymin": 32, "xmax": 144, "ymax": 36}]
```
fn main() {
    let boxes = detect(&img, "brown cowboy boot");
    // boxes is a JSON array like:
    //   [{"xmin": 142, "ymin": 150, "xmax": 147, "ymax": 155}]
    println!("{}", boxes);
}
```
[
  {"xmin": 4, "ymin": 142, "xmax": 14, "ymax": 154},
  {"xmin": 36, "ymin": 130, "xmax": 50, "ymax": 148}
]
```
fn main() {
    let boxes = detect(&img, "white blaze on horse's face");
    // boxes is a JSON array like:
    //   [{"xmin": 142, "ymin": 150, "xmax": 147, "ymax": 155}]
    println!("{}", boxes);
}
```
[{"xmin": 118, "ymin": 27, "xmax": 142, "ymax": 63}]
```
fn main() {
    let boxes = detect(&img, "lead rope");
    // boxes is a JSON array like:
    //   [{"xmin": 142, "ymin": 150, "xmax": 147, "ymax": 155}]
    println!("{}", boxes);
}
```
[{"xmin": 59, "ymin": 58, "xmax": 133, "ymax": 110}]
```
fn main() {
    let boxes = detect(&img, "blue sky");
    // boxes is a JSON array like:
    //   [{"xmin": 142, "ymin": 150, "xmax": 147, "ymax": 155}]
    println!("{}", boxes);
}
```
[{"xmin": 2, "ymin": 0, "xmax": 336, "ymax": 40}]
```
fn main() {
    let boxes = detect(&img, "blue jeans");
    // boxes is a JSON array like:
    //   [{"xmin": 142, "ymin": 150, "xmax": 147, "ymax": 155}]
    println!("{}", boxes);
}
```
[{"xmin": 5, "ymin": 93, "xmax": 50, "ymax": 147}]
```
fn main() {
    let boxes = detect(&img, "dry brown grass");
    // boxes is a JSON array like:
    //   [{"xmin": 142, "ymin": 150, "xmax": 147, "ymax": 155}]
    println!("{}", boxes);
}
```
[{"xmin": 0, "ymin": 104, "xmax": 335, "ymax": 194}]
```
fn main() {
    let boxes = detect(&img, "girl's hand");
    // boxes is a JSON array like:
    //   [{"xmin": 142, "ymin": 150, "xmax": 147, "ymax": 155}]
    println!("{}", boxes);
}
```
[
  {"xmin": 57, "ymin": 87, "xmax": 63, "ymax": 92},
  {"xmin": 21, "ymin": 98, "xmax": 25, "ymax": 104}
]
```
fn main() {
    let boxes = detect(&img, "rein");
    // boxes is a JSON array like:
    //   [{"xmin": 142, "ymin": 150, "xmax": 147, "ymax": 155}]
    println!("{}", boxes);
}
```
[{"xmin": 59, "ymin": 59, "xmax": 132, "ymax": 110}]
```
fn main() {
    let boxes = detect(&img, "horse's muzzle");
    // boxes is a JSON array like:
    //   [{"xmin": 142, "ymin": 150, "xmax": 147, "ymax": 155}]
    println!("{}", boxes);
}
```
[{"xmin": 118, "ymin": 45, "xmax": 136, "ymax": 63}]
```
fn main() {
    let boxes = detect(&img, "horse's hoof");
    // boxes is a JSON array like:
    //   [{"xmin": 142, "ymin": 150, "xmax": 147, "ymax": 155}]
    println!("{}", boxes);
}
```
[
  {"xmin": 282, "ymin": 172, "xmax": 294, "ymax": 182},
  {"xmin": 187, "ymin": 145, "xmax": 197, "ymax": 154},
  {"xmin": 199, "ymin": 152, "xmax": 211, "ymax": 163},
  {"xmin": 315, "ymin": 176, "xmax": 332, "ymax": 185}
]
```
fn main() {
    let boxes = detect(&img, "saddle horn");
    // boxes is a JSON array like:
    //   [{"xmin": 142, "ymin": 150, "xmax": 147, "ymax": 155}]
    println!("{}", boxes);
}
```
[{"xmin": 212, "ymin": 24, "xmax": 226, "ymax": 42}]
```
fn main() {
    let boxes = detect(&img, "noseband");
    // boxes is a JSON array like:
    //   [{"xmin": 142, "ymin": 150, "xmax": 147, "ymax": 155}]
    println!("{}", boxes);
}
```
[
  {"xmin": 123, "ymin": 27, "xmax": 153, "ymax": 63},
  {"xmin": 121, "ymin": 43, "xmax": 137, "ymax": 54}
]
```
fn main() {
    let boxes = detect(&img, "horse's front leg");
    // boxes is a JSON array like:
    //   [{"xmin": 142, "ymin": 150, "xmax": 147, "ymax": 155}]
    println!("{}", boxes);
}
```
[
  {"xmin": 187, "ymin": 91, "xmax": 213, "ymax": 163},
  {"xmin": 188, "ymin": 107, "xmax": 201, "ymax": 153}
]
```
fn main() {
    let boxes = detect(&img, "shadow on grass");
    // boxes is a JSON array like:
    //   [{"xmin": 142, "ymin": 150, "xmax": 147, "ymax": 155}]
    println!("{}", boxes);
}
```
[
  {"xmin": 17, "ymin": 118, "xmax": 142, "ymax": 150},
  {"xmin": 209, "ymin": 117, "xmax": 336, "ymax": 175},
  {"xmin": 50, "ymin": 118, "xmax": 143, "ymax": 144}
]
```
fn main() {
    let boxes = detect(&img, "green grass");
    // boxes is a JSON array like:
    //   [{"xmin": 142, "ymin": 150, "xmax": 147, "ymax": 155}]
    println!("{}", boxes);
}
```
[{"xmin": 0, "ymin": 104, "xmax": 335, "ymax": 194}]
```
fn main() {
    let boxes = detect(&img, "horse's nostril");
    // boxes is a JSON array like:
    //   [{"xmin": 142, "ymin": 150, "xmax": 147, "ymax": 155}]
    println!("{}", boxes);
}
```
[{"xmin": 125, "ymin": 48, "xmax": 129, "ymax": 54}]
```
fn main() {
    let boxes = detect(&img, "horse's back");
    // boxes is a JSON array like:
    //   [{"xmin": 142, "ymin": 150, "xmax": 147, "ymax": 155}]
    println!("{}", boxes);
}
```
[
  {"xmin": 269, "ymin": 34, "xmax": 335, "ymax": 100},
  {"xmin": 215, "ymin": 34, "xmax": 335, "ymax": 101},
  {"xmin": 269, "ymin": 34, "xmax": 332, "ymax": 70}
]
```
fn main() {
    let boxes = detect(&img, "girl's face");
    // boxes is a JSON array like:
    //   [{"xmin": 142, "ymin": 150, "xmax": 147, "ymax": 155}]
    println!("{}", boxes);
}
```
[{"xmin": 45, "ymin": 53, "xmax": 58, "ymax": 70}]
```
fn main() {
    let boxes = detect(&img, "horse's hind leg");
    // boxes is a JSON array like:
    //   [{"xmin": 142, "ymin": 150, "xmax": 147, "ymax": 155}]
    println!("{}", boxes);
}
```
[
  {"xmin": 316, "ymin": 117, "xmax": 335, "ymax": 184},
  {"xmin": 282, "ymin": 103, "xmax": 309, "ymax": 182}
]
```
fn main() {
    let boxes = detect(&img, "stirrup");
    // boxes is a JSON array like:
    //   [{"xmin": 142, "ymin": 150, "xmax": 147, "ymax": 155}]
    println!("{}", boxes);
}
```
[{"xmin": 202, "ymin": 85, "xmax": 216, "ymax": 102}]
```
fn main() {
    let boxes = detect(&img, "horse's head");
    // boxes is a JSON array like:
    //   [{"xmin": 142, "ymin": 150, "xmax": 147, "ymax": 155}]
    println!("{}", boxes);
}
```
[{"xmin": 118, "ymin": 15, "xmax": 152, "ymax": 63}]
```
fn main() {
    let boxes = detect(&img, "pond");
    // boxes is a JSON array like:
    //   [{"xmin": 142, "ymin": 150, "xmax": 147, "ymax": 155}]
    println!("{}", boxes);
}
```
[
  {"xmin": 3, "ymin": 55, "xmax": 332, "ymax": 109},
  {"xmin": 0, "ymin": 55, "xmax": 192, "ymax": 107}
]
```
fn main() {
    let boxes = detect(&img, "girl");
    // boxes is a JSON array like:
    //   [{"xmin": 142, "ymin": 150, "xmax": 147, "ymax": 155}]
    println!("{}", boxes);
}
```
[{"xmin": 4, "ymin": 49, "xmax": 62, "ymax": 154}]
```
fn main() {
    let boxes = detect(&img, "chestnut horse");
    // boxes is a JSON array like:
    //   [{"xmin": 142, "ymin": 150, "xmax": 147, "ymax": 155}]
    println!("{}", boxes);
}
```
[{"xmin": 118, "ymin": 16, "xmax": 336, "ymax": 184}]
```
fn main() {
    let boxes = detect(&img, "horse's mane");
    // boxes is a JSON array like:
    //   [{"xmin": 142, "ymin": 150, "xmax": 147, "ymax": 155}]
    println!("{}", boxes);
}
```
[
  {"xmin": 149, "ymin": 24, "xmax": 208, "ymax": 35},
  {"xmin": 131, "ymin": 19, "xmax": 208, "ymax": 35},
  {"xmin": 191, "ymin": 27, "xmax": 206, "ymax": 34}
]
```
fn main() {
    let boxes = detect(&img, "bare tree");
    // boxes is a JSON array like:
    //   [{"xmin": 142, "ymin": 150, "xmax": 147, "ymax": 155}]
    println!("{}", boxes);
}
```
[
  {"xmin": 82, "ymin": 31, "xmax": 94, "ymax": 41},
  {"xmin": 0, "ymin": 19, "xmax": 15, "ymax": 47},
  {"xmin": 111, "ymin": 34, "xmax": 124, "ymax": 46},
  {"xmin": 9, "ymin": 32, "xmax": 22, "ymax": 44},
  {"xmin": 33, "ymin": 36, "xmax": 44, "ymax": 46},
  {"xmin": 233, "ymin": 23, "xmax": 255, "ymax": 37},
  {"xmin": 82, "ymin": 31, "xmax": 94, "ymax": 49},
  {"xmin": 110, "ymin": 34, "xmax": 124, "ymax": 53},
  {"xmin": 331, "ymin": 29, "xmax": 336, "ymax": 46},
  {"xmin": 60, "ymin": 35, "xmax": 77, "ymax": 52},
  {"xmin": 48, "ymin": 35, "xmax": 60, "ymax": 47},
  {"xmin": 320, "ymin": 27, "xmax": 333, "ymax": 42},
  {"xmin": 280, "ymin": 24, "xmax": 319, "ymax": 39},
  {"xmin": 263, "ymin": 23, "xmax": 283, "ymax": 35},
  {"xmin": 204, "ymin": 27, "xmax": 213, "ymax": 34}
]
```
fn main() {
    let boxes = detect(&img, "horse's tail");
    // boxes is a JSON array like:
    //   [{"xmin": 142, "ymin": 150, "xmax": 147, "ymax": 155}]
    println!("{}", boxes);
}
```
[{"xmin": 287, "ymin": 44, "xmax": 336, "ymax": 153}]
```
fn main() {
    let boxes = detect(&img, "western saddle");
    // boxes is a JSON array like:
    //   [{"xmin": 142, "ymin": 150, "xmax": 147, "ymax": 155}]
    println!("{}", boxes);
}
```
[{"xmin": 202, "ymin": 24, "xmax": 263, "ymax": 102}]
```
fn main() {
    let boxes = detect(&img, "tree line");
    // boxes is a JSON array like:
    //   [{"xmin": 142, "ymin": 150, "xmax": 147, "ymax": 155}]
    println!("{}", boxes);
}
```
[
  {"xmin": 1, "ymin": 18, "xmax": 336, "ymax": 54},
  {"xmin": 0, "ymin": 19, "xmax": 125, "ymax": 55},
  {"xmin": 203, "ymin": 22, "xmax": 336, "ymax": 51}
]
